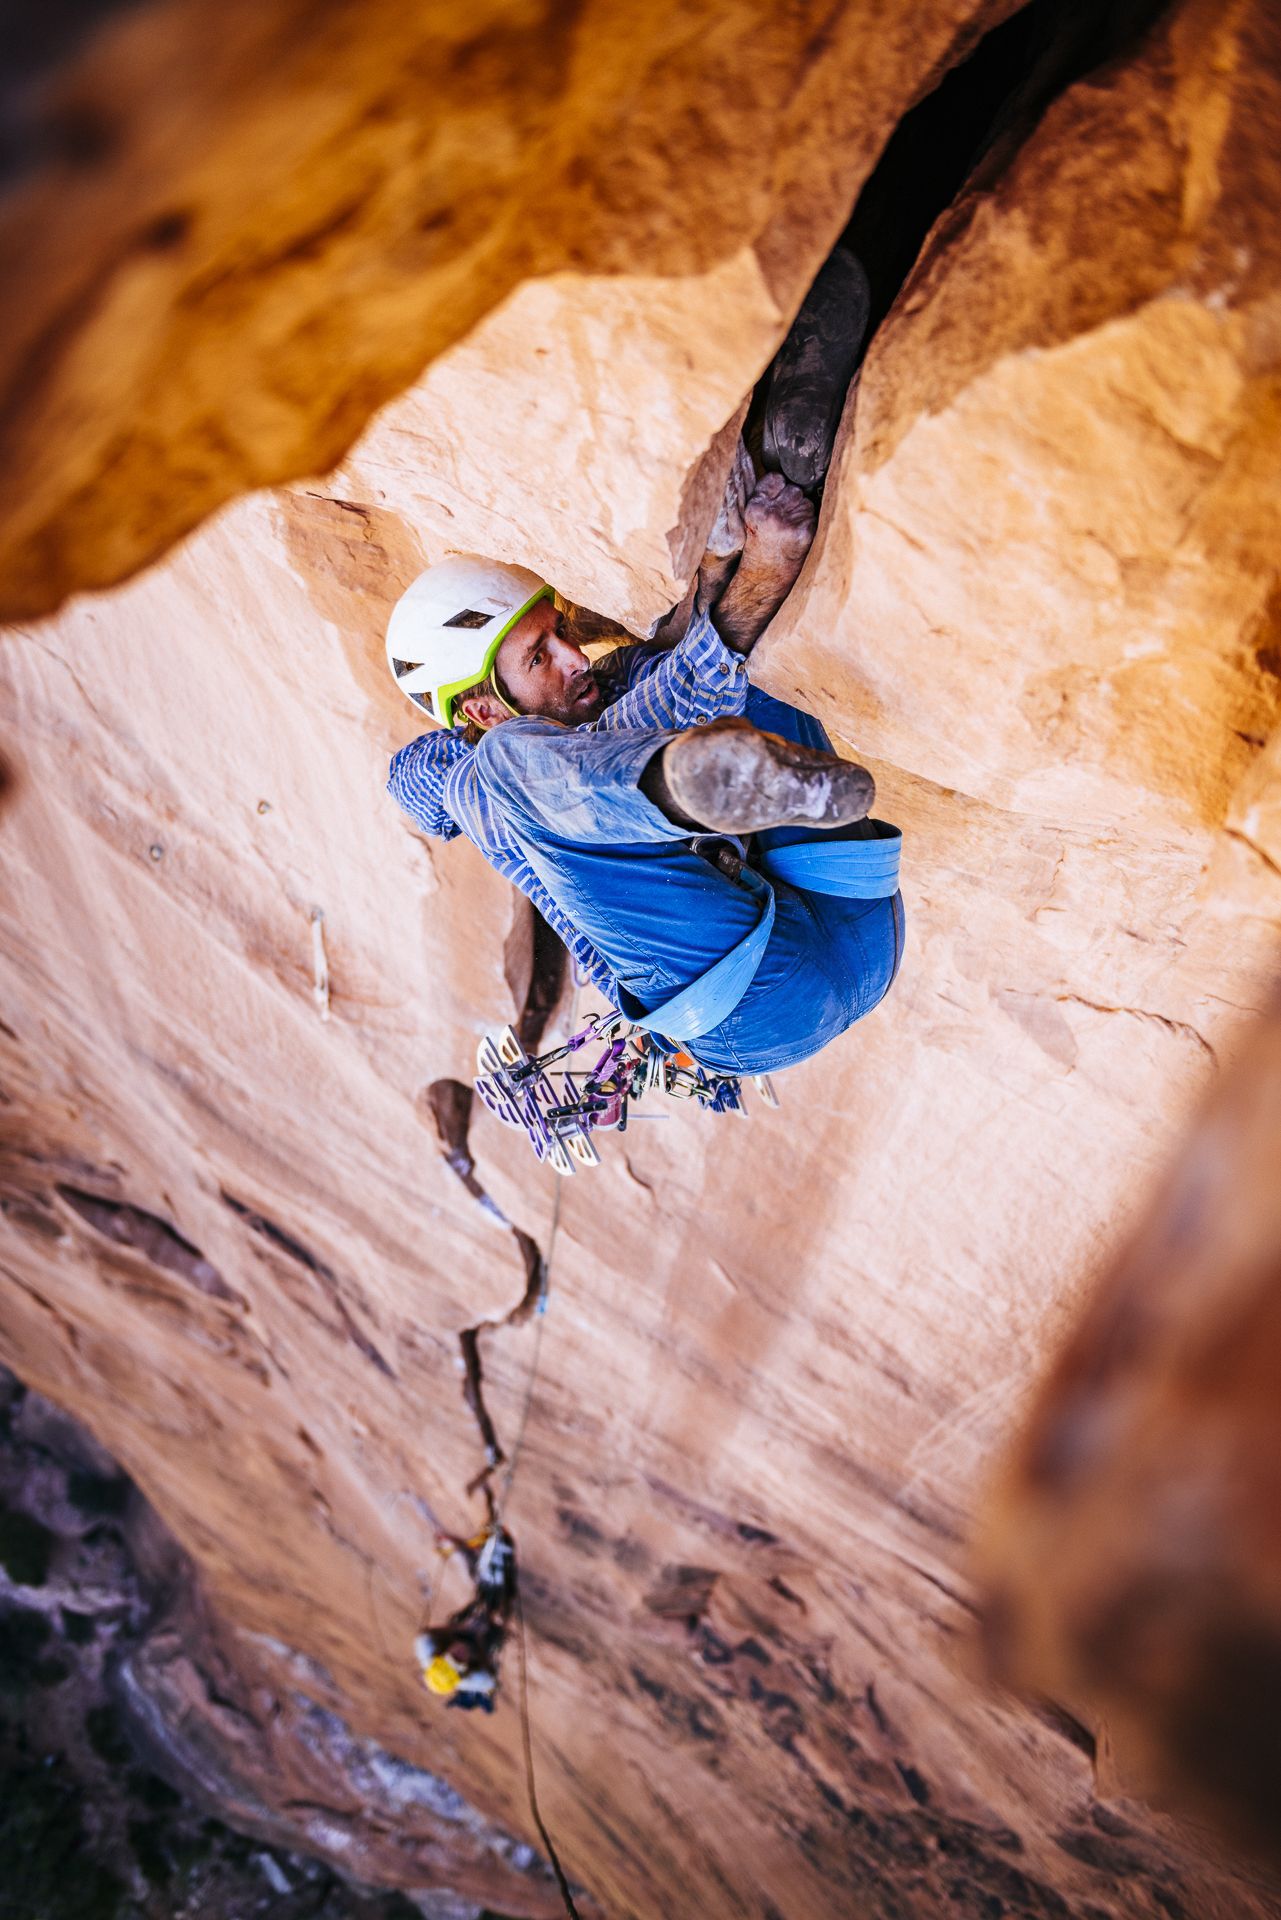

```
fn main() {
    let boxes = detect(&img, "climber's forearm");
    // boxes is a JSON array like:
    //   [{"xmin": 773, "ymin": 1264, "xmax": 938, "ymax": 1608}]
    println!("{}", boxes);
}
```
[
  {"xmin": 708, "ymin": 473, "xmax": 815, "ymax": 652},
  {"xmin": 708, "ymin": 576, "xmax": 783, "ymax": 654},
  {"xmin": 653, "ymin": 543, "xmax": 741, "ymax": 649},
  {"xmin": 695, "ymin": 550, "xmax": 739, "ymax": 616}
]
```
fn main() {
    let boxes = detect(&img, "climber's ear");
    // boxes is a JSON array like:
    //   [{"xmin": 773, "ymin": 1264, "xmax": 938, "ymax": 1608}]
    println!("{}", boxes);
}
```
[{"xmin": 457, "ymin": 690, "xmax": 511, "ymax": 731}]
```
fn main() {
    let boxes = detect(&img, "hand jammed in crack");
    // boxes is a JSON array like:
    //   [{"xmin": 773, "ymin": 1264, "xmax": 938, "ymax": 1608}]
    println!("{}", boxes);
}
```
[
  {"xmin": 446, "ymin": 455, "xmax": 817, "ymax": 730},
  {"xmin": 702, "ymin": 467, "xmax": 816, "ymax": 653}
]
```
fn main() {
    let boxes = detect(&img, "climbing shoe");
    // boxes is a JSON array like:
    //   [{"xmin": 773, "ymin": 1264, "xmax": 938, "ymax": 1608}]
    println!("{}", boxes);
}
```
[
  {"xmin": 660, "ymin": 719, "xmax": 874, "ymax": 836},
  {"xmin": 761, "ymin": 246, "xmax": 871, "ymax": 491}
]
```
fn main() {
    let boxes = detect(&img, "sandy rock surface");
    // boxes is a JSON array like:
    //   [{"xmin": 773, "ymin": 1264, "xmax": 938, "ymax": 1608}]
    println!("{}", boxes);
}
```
[{"xmin": 3, "ymin": 0, "xmax": 1281, "ymax": 1916}]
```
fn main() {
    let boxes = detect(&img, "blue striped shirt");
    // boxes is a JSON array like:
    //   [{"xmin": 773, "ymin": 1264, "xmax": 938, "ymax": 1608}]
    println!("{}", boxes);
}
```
[{"xmin": 387, "ymin": 607, "xmax": 750, "ymax": 1000}]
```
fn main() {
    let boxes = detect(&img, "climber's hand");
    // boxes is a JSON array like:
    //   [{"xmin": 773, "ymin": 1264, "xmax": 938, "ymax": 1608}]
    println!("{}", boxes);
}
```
[{"xmin": 711, "ymin": 474, "xmax": 815, "ymax": 652}]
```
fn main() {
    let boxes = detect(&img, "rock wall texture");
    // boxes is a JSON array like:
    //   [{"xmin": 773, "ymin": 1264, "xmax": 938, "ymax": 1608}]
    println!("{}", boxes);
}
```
[
  {"xmin": 3, "ymin": 0, "xmax": 1281, "ymax": 1917},
  {"xmin": 0, "ymin": 0, "xmax": 1021, "ymax": 623}
]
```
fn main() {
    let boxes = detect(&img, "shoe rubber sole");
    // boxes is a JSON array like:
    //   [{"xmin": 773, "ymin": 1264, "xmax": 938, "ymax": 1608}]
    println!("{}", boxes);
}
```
[{"xmin": 665, "ymin": 724, "xmax": 875, "ymax": 835}]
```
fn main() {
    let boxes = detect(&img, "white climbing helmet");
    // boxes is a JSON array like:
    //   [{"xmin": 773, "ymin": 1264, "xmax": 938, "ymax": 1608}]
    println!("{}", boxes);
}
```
[{"xmin": 386, "ymin": 554, "xmax": 553, "ymax": 727}]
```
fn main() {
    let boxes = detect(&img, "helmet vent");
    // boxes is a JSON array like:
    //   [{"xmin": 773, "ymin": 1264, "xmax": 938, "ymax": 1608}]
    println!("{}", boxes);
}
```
[{"xmin": 443, "ymin": 608, "xmax": 492, "ymax": 629}]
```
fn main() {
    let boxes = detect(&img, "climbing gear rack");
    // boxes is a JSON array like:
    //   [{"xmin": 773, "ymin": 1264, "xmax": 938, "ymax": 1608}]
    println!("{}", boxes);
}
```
[{"xmin": 475, "ymin": 1013, "xmax": 777, "ymax": 1175}]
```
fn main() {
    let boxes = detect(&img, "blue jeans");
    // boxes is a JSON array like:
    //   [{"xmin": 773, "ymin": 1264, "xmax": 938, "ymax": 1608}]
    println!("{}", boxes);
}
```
[{"xmin": 472, "ymin": 688, "xmax": 904, "ymax": 1076}]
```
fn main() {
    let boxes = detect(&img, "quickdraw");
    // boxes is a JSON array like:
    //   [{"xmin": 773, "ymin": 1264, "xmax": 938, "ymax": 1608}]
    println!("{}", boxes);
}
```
[{"xmin": 475, "ymin": 1013, "xmax": 778, "ymax": 1175}]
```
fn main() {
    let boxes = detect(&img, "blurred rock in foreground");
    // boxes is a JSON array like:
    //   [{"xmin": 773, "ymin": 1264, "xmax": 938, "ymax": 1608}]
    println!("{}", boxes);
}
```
[{"xmin": 978, "ymin": 988, "xmax": 1281, "ymax": 1872}]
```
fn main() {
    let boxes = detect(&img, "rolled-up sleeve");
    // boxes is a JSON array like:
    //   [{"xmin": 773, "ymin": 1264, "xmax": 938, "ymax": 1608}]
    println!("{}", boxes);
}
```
[{"xmin": 591, "ymin": 607, "xmax": 749, "ymax": 733}]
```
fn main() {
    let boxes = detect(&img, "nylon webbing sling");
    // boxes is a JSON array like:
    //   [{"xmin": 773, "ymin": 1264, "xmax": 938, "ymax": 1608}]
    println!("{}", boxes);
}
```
[
  {"xmin": 618, "ymin": 821, "xmax": 902, "ymax": 1043},
  {"xmin": 617, "ymin": 863, "xmax": 776, "ymax": 1042},
  {"xmin": 759, "ymin": 820, "xmax": 902, "ymax": 897}
]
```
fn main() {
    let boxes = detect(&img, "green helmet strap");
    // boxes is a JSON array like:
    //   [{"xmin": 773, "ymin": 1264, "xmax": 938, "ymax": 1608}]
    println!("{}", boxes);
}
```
[{"xmin": 435, "ymin": 585, "xmax": 555, "ymax": 728}]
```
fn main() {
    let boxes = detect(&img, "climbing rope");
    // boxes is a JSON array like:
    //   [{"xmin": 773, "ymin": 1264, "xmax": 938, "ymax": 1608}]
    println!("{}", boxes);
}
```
[
  {"xmin": 515, "ymin": 1576, "xmax": 581, "ymax": 1920},
  {"xmin": 411, "ymin": 984, "xmax": 770, "ymax": 1910},
  {"xmin": 483, "ymin": 993, "xmax": 582, "ymax": 1918},
  {"xmin": 447, "ymin": 987, "xmax": 585, "ymax": 1914},
  {"xmin": 489, "ymin": 964, "xmax": 583, "ymax": 1523}
]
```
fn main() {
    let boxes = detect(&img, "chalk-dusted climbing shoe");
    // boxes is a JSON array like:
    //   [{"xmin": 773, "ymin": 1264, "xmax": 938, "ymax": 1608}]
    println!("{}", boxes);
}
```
[
  {"xmin": 661, "ymin": 719, "xmax": 874, "ymax": 836},
  {"xmin": 761, "ymin": 246, "xmax": 871, "ymax": 491}
]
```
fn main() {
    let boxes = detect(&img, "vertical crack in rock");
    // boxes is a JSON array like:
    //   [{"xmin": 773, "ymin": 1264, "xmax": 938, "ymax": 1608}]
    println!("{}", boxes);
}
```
[
  {"xmin": 503, "ymin": 897, "xmax": 570, "ymax": 1057},
  {"xmin": 737, "ymin": 0, "xmax": 1180, "ymax": 493},
  {"xmin": 424, "ymin": 1079, "xmax": 547, "ymax": 1503},
  {"xmin": 458, "ymin": 1326, "xmax": 505, "ymax": 1485},
  {"xmin": 841, "ymin": 0, "xmax": 1178, "ymax": 337},
  {"xmin": 220, "ymin": 1193, "xmax": 395, "ymax": 1379}
]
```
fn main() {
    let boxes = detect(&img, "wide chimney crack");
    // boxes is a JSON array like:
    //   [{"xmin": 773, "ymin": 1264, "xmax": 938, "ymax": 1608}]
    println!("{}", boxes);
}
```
[
  {"xmin": 843, "ymin": 0, "xmax": 1169, "ymax": 334},
  {"xmin": 738, "ymin": 0, "xmax": 1178, "ymax": 485}
]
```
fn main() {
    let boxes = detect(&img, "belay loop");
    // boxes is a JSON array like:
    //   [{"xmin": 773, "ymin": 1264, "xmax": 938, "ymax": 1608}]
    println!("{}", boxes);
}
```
[{"xmin": 474, "ymin": 1015, "xmax": 776, "ymax": 1175}]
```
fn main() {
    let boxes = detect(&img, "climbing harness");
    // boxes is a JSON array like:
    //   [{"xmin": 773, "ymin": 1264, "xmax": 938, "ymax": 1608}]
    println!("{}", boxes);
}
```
[{"xmin": 474, "ymin": 820, "xmax": 901, "ymax": 1174}]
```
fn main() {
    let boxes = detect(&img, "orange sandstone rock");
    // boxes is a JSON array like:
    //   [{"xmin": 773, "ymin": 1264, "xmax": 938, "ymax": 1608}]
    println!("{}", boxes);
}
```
[
  {"xmin": 0, "ymin": 0, "xmax": 1017, "ymax": 623},
  {"xmin": 2, "ymin": 0, "xmax": 1281, "ymax": 1914}
]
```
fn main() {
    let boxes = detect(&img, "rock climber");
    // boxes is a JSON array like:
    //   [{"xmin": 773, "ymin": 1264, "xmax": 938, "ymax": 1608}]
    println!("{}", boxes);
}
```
[
  {"xmin": 414, "ymin": 1525, "xmax": 517, "ymax": 1711},
  {"xmin": 386, "ymin": 246, "xmax": 903, "ymax": 1079}
]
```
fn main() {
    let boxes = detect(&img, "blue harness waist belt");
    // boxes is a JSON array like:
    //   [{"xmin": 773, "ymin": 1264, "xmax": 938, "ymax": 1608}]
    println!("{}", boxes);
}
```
[{"xmin": 617, "ymin": 821, "xmax": 902, "ymax": 1044}]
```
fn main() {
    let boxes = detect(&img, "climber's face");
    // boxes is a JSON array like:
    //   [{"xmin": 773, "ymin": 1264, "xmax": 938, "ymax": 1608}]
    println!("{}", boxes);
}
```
[{"xmin": 493, "ymin": 599, "xmax": 603, "ymax": 725}]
